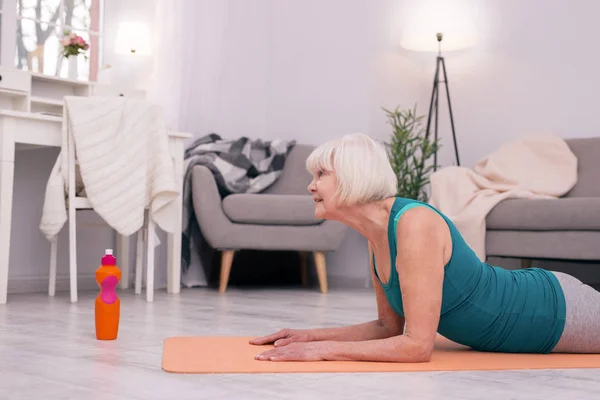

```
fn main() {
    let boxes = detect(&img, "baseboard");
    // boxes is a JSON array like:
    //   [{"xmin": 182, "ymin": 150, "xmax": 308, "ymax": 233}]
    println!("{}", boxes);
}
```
[
  {"xmin": 326, "ymin": 274, "xmax": 371, "ymax": 290},
  {"xmin": 8, "ymin": 274, "xmax": 98, "ymax": 294},
  {"xmin": 7, "ymin": 272, "xmax": 167, "ymax": 294}
]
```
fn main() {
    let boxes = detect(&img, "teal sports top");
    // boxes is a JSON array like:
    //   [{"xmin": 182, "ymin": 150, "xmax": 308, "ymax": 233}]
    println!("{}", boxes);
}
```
[{"xmin": 373, "ymin": 197, "xmax": 566, "ymax": 353}]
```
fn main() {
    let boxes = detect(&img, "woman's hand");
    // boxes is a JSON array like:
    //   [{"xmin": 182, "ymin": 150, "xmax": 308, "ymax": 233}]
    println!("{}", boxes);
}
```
[
  {"xmin": 254, "ymin": 341, "xmax": 331, "ymax": 362},
  {"xmin": 249, "ymin": 328, "xmax": 314, "ymax": 347},
  {"xmin": 253, "ymin": 335, "xmax": 435, "ymax": 363}
]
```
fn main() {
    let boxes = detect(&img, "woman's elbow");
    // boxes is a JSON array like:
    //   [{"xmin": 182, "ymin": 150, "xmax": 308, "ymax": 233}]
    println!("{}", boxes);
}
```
[
  {"xmin": 376, "ymin": 319, "xmax": 403, "ymax": 338},
  {"xmin": 404, "ymin": 340, "xmax": 434, "ymax": 363}
]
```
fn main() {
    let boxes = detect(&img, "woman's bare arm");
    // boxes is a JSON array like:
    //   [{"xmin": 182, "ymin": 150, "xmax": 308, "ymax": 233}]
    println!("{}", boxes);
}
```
[
  {"xmin": 251, "ymin": 241, "xmax": 404, "ymax": 346},
  {"xmin": 321, "ymin": 206, "xmax": 450, "ymax": 362},
  {"xmin": 306, "ymin": 241, "xmax": 405, "ymax": 342}
]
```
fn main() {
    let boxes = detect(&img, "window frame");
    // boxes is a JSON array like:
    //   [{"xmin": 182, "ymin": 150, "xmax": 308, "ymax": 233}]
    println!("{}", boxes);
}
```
[{"xmin": 1, "ymin": 0, "xmax": 104, "ymax": 81}]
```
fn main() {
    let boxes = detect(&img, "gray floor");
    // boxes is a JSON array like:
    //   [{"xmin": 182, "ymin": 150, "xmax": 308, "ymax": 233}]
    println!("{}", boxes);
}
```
[{"xmin": 1, "ymin": 286, "xmax": 600, "ymax": 400}]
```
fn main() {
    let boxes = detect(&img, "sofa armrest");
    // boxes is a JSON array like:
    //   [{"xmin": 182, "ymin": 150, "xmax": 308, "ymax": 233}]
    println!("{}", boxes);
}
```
[
  {"xmin": 191, "ymin": 165, "xmax": 234, "ymax": 247},
  {"xmin": 317, "ymin": 219, "xmax": 349, "ymax": 251},
  {"xmin": 191, "ymin": 165, "xmax": 349, "ymax": 252}
]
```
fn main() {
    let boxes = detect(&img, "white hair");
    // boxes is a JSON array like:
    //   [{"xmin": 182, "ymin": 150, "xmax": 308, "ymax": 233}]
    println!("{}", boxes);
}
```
[{"xmin": 306, "ymin": 133, "xmax": 398, "ymax": 206}]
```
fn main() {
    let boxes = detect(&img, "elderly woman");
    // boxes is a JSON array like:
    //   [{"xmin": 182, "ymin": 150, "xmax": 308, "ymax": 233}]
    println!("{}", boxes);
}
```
[{"xmin": 250, "ymin": 133, "xmax": 600, "ymax": 363}]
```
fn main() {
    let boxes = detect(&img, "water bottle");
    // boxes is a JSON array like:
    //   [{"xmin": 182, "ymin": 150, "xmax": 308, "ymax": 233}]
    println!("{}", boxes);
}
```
[{"xmin": 95, "ymin": 249, "xmax": 121, "ymax": 340}]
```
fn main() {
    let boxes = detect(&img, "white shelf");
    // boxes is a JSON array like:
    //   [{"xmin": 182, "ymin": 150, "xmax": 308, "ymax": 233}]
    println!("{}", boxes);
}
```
[
  {"xmin": 0, "ymin": 68, "xmax": 144, "ymax": 118},
  {"xmin": 0, "ymin": 109, "xmax": 62, "ymax": 123},
  {"xmin": 30, "ymin": 72, "xmax": 91, "ymax": 88},
  {"xmin": 30, "ymin": 96, "xmax": 63, "ymax": 107},
  {"xmin": 0, "ymin": 88, "xmax": 27, "ymax": 97}
]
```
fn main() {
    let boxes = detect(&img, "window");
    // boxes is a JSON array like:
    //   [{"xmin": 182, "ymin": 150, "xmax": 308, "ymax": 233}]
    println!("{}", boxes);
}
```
[{"xmin": 14, "ymin": 0, "xmax": 103, "ymax": 81}]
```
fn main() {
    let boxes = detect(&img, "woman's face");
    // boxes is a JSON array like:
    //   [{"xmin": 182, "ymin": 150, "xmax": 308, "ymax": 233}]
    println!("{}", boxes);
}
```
[{"xmin": 308, "ymin": 169, "xmax": 339, "ymax": 220}]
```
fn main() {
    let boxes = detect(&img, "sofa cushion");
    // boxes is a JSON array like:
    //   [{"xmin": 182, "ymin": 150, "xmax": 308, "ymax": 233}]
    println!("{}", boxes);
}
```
[
  {"xmin": 486, "ymin": 198, "xmax": 600, "ymax": 230},
  {"xmin": 222, "ymin": 194, "xmax": 323, "ymax": 226},
  {"xmin": 564, "ymin": 138, "xmax": 600, "ymax": 197}
]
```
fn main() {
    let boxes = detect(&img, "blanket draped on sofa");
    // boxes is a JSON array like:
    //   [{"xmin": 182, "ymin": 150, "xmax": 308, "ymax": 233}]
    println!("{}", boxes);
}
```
[
  {"xmin": 428, "ymin": 133, "xmax": 578, "ymax": 261},
  {"xmin": 181, "ymin": 133, "xmax": 296, "ymax": 285}
]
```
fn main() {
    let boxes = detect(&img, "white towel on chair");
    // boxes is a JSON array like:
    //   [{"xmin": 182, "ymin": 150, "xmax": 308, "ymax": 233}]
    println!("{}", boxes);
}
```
[{"xmin": 39, "ymin": 96, "xmax": 179, "ymax": 241}]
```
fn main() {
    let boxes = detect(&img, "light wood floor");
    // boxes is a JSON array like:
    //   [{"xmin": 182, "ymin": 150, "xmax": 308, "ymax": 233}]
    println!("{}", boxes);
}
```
[{"xmin": 1, "ymin": 286, "xmax": 600, "ymax": 399}]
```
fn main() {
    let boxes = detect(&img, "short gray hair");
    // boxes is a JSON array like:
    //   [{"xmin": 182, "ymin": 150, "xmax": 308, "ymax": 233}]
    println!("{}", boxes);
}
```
[{"xmin": 306, "ymin": 133, "xmax": 397, "ymax": 206}]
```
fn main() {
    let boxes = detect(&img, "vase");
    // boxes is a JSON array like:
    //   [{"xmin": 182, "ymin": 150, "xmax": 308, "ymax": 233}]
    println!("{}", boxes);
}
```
[{"xmin": 68, "ymin": 56, "xmax": 78, "ymax": 80}]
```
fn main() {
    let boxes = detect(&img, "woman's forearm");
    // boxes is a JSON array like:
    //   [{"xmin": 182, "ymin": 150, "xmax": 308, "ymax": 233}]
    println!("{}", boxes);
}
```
[
  {"xmin": 324, "ymin": 335, "xmax": 432, "ymax": 363},
  {"xmin": 309, "ymin": 320, "xmax": 399, "ymax": 342}
]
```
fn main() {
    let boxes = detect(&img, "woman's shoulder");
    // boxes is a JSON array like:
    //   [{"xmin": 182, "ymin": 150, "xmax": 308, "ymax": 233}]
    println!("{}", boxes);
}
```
[
  {"xmin": 391, "ymin": 197, "xmax": 443, "ymax": 223},
  {"xmin": 393, "ymin": 199, "xmax": 451, "ymax": 242},
  {"xmin": 396, "ymin": 203, "xmax": 443, "ymax": 228}
]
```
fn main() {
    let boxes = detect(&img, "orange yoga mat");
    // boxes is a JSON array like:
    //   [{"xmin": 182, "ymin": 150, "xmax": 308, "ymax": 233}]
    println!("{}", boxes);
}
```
[{"xmin": 162, "ymin": 335, "xmax": 600, "ymax": 374}]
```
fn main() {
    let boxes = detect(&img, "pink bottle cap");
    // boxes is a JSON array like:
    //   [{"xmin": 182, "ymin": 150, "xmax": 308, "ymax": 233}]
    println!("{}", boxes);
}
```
[{"xmin": 102, "ymin": 249, "xmax": 116, "ymax": 265}]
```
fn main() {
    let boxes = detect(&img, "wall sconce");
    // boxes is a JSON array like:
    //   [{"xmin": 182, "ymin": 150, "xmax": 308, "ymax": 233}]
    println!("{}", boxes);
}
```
[
  {"xmin": 115, "ymin": 21, "xmax": 152, "ymax": 56},
  {"xmin": 102, "ymin": 21, "xmax": 153, "ymax": 91}
]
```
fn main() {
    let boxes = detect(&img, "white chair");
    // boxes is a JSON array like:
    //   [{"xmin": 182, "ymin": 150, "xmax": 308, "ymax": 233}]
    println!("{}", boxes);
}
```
[
  {"xmin": 132, "ymin": 209, "xmax": 157, "ymax": 302},
  {"xmin": 48, "ymin": 122, "xmax": 156, "ymax": 303}
]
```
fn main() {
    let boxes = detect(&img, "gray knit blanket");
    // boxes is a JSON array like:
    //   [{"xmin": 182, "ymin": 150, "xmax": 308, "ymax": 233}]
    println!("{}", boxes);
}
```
[{"xmin": 181, "ymin": 133, "xmax": 296, "ymax": 278}]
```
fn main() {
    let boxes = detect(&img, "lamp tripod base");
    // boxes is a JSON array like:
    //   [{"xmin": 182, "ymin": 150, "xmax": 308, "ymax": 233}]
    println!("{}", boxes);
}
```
[{"xmin": 425, "ymin": 55, "xmax": 460, "ymax": 171}]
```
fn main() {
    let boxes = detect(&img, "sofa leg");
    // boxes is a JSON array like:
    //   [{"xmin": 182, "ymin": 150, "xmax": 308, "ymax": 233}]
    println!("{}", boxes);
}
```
[
  {"xmin": 299, "ymin": 251, "xmax": 308, "ymax": 287},
  {"xmin": 219, "ymin": 250, "xmax": 235, "ymax": 293},
  {"xmin": 313, "ymin": 251, "xmax": 328, "ymax": 293}
]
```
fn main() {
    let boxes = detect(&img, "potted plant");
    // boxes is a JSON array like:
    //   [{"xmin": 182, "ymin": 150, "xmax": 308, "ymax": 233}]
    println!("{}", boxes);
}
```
[
  {"xmin": 61, "ymin": 30, "xmax": 89, "ymax": 80},
  {"xmin": 384, "ymin": 104, "xmax": 440, "ymax": 201}
]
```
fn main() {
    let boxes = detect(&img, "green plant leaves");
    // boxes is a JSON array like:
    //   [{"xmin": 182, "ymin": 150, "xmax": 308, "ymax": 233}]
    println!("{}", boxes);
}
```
[{"xmin": 383, "ymin": 104, "xmax": 440, "ymax": 201}]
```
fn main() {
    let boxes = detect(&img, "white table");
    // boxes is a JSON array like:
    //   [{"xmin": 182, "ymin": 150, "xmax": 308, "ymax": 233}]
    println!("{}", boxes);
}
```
[{"xmin": 0, "ymin": 110, "xmax": 190, "ymax": 304}]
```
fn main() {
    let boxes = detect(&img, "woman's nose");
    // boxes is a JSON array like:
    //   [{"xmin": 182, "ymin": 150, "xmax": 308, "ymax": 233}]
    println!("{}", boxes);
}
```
[{"xmin": 307, "ymin": 180, "xmax": 315, "ymax": 193}]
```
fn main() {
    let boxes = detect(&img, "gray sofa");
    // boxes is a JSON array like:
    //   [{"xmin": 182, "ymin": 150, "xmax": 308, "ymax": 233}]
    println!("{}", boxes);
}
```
[
  {"xmin": 191, "ymin": 143, "xmax": 348, "ymax": 293},
  {"xmin": 486, "ymin": 137, "xmax": 600, "ymax": 264}
]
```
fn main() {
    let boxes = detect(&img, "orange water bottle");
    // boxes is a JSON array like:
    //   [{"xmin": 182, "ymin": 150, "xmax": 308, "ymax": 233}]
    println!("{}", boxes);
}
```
[{"xmin": 95, "ymin": 249, "xmax": 121, "ymax": 340}]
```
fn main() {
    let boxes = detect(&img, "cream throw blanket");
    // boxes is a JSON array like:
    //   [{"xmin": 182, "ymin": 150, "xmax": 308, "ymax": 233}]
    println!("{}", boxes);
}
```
[
  {"xmin": 428, "ymin": 133, "xmax": 578, "ymax": 261},
  {"xmin": 40, "ymin": 96, "xmax": 179, "ymax": 241}
]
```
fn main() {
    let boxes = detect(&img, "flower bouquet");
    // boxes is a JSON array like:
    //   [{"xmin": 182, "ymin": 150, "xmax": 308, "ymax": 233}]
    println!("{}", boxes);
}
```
[{"xmin": 61, "ymin": 30, "xmax": 89, "ymax": 59}]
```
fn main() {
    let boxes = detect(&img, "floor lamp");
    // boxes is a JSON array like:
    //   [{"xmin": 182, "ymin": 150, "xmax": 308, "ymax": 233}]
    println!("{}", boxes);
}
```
[{"xmin": 425, "ymin": 32, "xmax": 460, "ymax": 171}]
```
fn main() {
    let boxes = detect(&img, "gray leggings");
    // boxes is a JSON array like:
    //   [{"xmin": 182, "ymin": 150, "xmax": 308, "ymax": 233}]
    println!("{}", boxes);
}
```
[{"xmin": 551, "ymin": 271, "xmax": 600, "ymax": 353}]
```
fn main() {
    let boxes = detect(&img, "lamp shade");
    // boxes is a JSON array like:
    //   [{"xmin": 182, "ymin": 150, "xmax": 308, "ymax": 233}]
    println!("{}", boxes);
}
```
[
  {"xmin": 115, "ymin": 22, "xmax": 152, "ymax": 55},
  {"xmin": 401, "ymin": 32, "xmax": 476, "ymax": 53},
  {"xmin": 398, "ymin": 0, "xmax": 477, "ymax": 52}
]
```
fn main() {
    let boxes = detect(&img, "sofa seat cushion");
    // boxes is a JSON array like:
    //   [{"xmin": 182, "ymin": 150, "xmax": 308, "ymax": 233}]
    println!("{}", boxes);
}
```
[
  {"xmin": 222, "ymin": 194, "xmax": 323, "ymax": 226},
  {"xmin": 486, "ymin": 198, "xmax": 600, "ymax": 230}
]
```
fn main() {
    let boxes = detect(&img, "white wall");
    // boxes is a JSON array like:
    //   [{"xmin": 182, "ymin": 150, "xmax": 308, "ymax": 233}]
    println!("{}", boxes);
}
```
[
  {"xmin": 431, "ymin": 0, "xmax": 600, "ymax": 168},
  {"xmin": 5, "ymin": 0, "xmax": 167, "ymax": 296},
  {"xmin": 166, "ymin": 0, "xmax": 438, "ymax": 286},
  {"xmin": 7, "ymin": 149, "xmax": 119, "ymax": 294},
  {"xmin": 168, "ymin": 0, "xmax": 381, "ymax": 286},
  {"xmin": 5, "ymin": 0, "xmax": 600, "ymax": 295},
  {"xmin": 170, "ymin": 0, "xmax": 600, "ymax": 287},
  {"xmin": 438, "ymin": 0, "xmax": 600, "ymax": 278}
]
